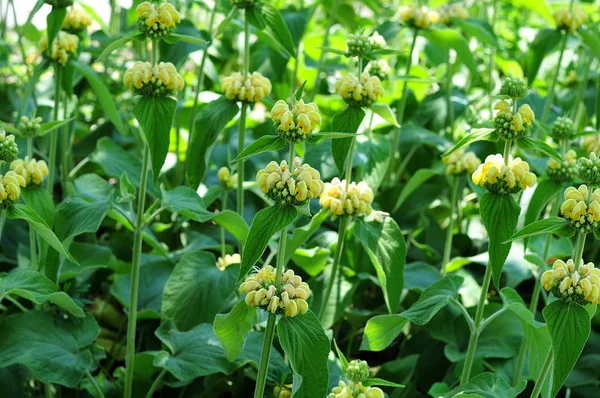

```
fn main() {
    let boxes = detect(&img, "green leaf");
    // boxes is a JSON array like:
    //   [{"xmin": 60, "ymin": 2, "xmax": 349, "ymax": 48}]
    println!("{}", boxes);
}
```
[
  {"xmin": 6, "ymin": 204, "xmax": 76, "ymax": 264},
  {"xmin": 98, "ymin": 32, "xmax": 143, "ymax": 60},
  {"xmin": 421, "ymin": 27, "xmax": 480, "ymax": 80},
  {"xmin": 523, "ymin": 179, "xmax": 563, "ymax": 248},
  {"xmin": 363, "ymin": 378, "xmax": 405, "ymax": 388},
  {"xmin": 257, "ymin": 3, "xmax": 296, "ymax": 57},
  {"xmin": 133, "ymin": 96, "xmax": 177, "ymax": 181},
  {"xmin": 213, "ymin": 301, "xmax": 257, "ymax": 362},
  {"xmin": 20, "ymin": 187, "xmax": 55, "ymax": 227},
  {"xmin": 162, "ymin": 251, "xmax": 237, "ymax": 331},
  {"xmin": 278, "ymin": 310, "xmax": 330, "ymax": 398},
  {"xmin": 306, "ymin": 131, "xmax": 358, "ymax": 143},
  {"xmin": 505, "ymin": 217, "xmax": 574, "ymax": 243},
  {"xmin": 295, "ymin": 80, "xmax": 307, "ymax": 101},
  {"xmin": 577, "ymin": 27, "xmax": 600, "ymax": 58},
  {"xmin": 188, "ymin": 96, "xmax": 239, "ymax": 189},
  {"xmin": 443, "ymin": 372, "xmax": 526, "ymax": 398},
  {"xmin": 37, "ymin": 117, "xmax": 75, "ymax": 137},
  {"xmin": 543, "ymin": 300, "xmax": 591, "ymax": 397},
  {"xmin": 60, "ymin": 242, "xmax": 113, "ymax": 282},
  {"xmin": 517, "ymin": 136, "xmax": 562, "ymax": 161},
  {"xmin": 166, "ymin": 33, "xmax": 207, "ymax": 46},
  {"xmin": 331, "ymin": 107, "xmax": 365, "ymax": 175},
  {"xmin": 316, "ymin": 46, "xmax": 349, "ymax": 56},
  {"xmin": 71, "ymin": 61, "xmax": 124, "ymax": 133},
  {"xmin": 162, "ymin": 186, "xmax": 213, "ymax": 222},
  {"xmin": 213, "ymin": 210, "xmax": 249, "ymax": 244},
  {"xmin": 284, "ymin": 209, "xmax": 329, "ymax": 262},
  {"xmin": 526, "ymin": 29, "xmax": 563, "ymax": 85},
  {"xmin": 0, "ymin": 270, "xmax": 83, "ymax": 317},
  {"xmin": 452, "ymin": 18, "xmax": 497, "ymax": 47},
  {"xmin": 393, "ymin": 168, "xmax": 438, "ymax": 211},
  {"xmin": 354, "ymin": 217, "xmax": 406, "ymax": 313},
  {"xmin": 355, "ymin": 134, "xmax": 391, "ymax": 191},
  {"xmin": 332, "ymin": 339, "xmax": 348, "ymax": 371},
  {"xmin": 0, "ymin": 312, "xmax": 99, "ymax": 387},
  {"xmin": 442, "ymin": 128, "xmax": 497, "ymax": 157},
  {"xmin": 46, "ymin": 7, "xmax": 67, "ymax": 56},
  {"xmin": 370, "ymin": 104, "xmax": 399, "ymax": 127},
  {"xmin": 480, "ymin": 193, "xmax": 520, "ymax": 288},
  {"xmin": 55, "ymin": 196, "xmax": 111, "ymax": 241},
  {"xmin": 400, "ymin": 275, "xmax": 463, "ymax": 325},
  {"xmin": 119, "ymin": 171, "xmax": 136, "ymax": 202},
  {"xmin": 512, "ymin": 0, "xmax": 553, "ymax": 23},
  {"xmin": 360, "ymin": 314, "xmax": 408, "ymax": 352},
  {"xmin": 232, "ymin": 135, "xmax": 286, "ymax": 162},
  {"xmin": 239, "ymin": 205, "xmax": 297, "ymax": 282},
  {"xmin": 17, "ymin": 60, "xmax": 48, "ymax": 122}
]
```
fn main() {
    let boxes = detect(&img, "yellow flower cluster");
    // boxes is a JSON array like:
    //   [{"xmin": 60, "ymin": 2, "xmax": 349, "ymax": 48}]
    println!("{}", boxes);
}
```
[
  {"xmin": 472, "ymin": 154, "xmax": 536, "ymax": 194},
  {"xmin": 442, "ymin": 148, "xmax": 482, "ymax": 175},
  {"xmin": 217, "ymin": 167, "xmax": 238, "ymax": 189},
  {"xmin": 542, "ymin": 259, "xmax": 600, "ymax": 305},
  {"xmin": 256, "ymin": 157, "xmax": 324, "ymax": 206},
  {"xmin": 10, "ymin": 158, "xmax": 49, "ymax": 186},
  {"xmin": 335, "ymin": 72, "xmax": 384, "ymax": 108},
  {"xmin": 216, "ymin": 254, "xmax": 241, "ymax": 271},
  {"xmin": 271, "ymin": 99, "xmax": 321, "ymax": 142},
  {"xmin": 240, "ymin": 266, "xmax": 311, "ymax": 317},
  {"xmin": 222, "ymin": 72, "xmax": 272, "ymax": 103},
  {"xmin": 560, "ymin": 185, "xmax": 600, "ymax": 233},
  {"xmin": 136, "ymin": 1, "xmax": 181, "ymax": 38},
  {"xmin": 399, "ymin": 5, "xmax": 439, "ymax": 30},
  {"xmin": 123, "ymin": 61, "xmax": 184, "ymax": 97},
  {"xmin": 547, "ymin": 149, "xmax": 576, "ymax": 183},
  {"xmin": 273, "ymin": 384, "xmax": 292, "ymax": 398},
  {"xmin": 553, "ymin": 7, "xmax": 588, "ymax": 32},
  {"xmin": 319, "ymin": 178, "xmax": 374, "ymax": 217},
  {"xmin": 493, "ymin": 101, "xmax": 535, "ymax": 140},
  {"xmin": 61, "ymin": 8, "xmax": 92, "ymax": 33},
  {"xmin": 438, "ymin": 4, "xmax": 469, "ymax": 26},
  {"xmin": 0, "ymin": 130, "xmax": 19, "ymax": 163},
  {"xmin": 328, "ymin": 381, "xmax": 383, "ymax": 398},
  {"xmin": 365, "ymin": 59, "xmax": 391, "ymax": 80},
  {"xmin": 583, "ymin": 134, "xmax": 600, "ymax": 155},
  {"xmin": 0, "ymin": 171, "xmax": 26, "ymax": 209},
  {"xmin": 39, "ymin": 31, "xmax": 79, "ymax": 65}
]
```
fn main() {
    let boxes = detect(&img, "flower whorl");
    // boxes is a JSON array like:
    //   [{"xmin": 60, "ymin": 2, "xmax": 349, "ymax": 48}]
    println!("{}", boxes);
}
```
[
  {"xmin": 471, "ymin": 154, "xmax": 536, "ymax": 194},
  {"xmin": 335, "ymin": 72, "xmax": 384, "ymax": 108},
  {"xmin": 136, "ymin": 1, "xmax": 181, "ymax": 39},
  {"xmin": 39, "ymin": 31, "xmax": 79, "ymax": 65},
  {"xmin": 0, "ymin": 171, "xmax": 26, "ymax": 209},
  {"xmin": 256, "ymin": 158, "xmax": 324, "ymax": 206},
  {"xmin": 542, "ymin": 259, "xmax": 600, "ymax": 305},
  {"xmin": 10, "ymin": 158, "xmax": 49, "ymax": 186},
  {"xmin": 442, "ymin": 148, "xmax": 482, "ymax": 175},
  {"xmin": 560, "ymin": 185, "xmax": 600, "ymax": 234},
  {"xmin": 222, "ymin": 72, "xmax": 272, "ymax": 103},
  {"xmin": 319, "ymin": 178, "xmax": 374, "ymax": 217},
  {"xmin": 271, "ymin": 99, "xmax": 321, "ymax": 142},
  {"xmin": 123, "ymin": 61, "xmax": 184, "ymax": 97}
]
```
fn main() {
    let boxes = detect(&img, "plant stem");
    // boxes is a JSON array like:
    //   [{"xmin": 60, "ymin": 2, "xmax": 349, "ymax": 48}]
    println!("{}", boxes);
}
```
[
  {"xmin": 487, "ymin": 0, "xmax": 498, "ymax": 101},
  {"xmin": 540, "ymin": 32, "xmax": 568, "ymax": 124},
  {"xmin": 146, "ymin": 369, "xmax": 166, "ymax": 398},
  {"xmin": 61, "ymin": 93, "xmax": 70, "ymax": 195},
  {"xmin": 47, "ymin": 64, "xmax": 62, "ymax": 196},
  {"xmin": 310, "ymin": 0, "xmax": 342, "ymax": 99},
  {"xmin": 0, "ymin": 211, "xmax": 5, "ymax": 242},
  {"xmin": 388, "ymin": 28, "xmax": 418, "ymax": 183},
  {"xmin": 446, "ymin": 49, "xmax": 455, "ymax": 135},
  {"xmin": 530, "ymin": 350, "xmax": 553, "ymax": 398},
  {"xmin": 26, "ymin": 137, "xmax": 38, "ymax": 271},
  {"xmin": 460, "ymin": 263, "xmax": 493, "ymax": 385},
  {"xmin": 237, "ymin": 10, "xmax": 250, "ymax": 219},
  {"xmin": 220, "ymin": 190, "xmax": 229, "ymax": 258},
  {"xmin": 85, "ymin": 371, "xmax": 105, "ymax": 398},
  {"xmin": 573, "ymin": 56, "xmax": 592, "ymax": 127},
  {"xmin": 442, "ymin": 177, "xmax": 459, "ymax": 275},
  {"xmin": 503, "ymin": 140, "xmax": 512, "ymax": 163},
  {"xmin": 572, "ymin": 232, "xmax": 586, "ymax": 270}
]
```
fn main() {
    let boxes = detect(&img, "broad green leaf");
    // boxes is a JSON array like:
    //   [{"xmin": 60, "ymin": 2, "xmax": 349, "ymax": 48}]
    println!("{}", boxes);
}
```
[
  {"xmin": 284, "ymin": 209, "xmax": 329, "ymax": 262},
  {"xmin": 162, "ymin": 186, "xmax": 213, "ymax": 222},
  {"xmin": 46, "ymin": 7, "xmax": 67, "ymax": 56},
  {"xmin": 360, "ymin": 314, "xmax": 408, "ymax": 352},
  {"xmin": 60, "ymin": 242, "xmax": 113, "ymax": 282},
  {"xmin": 213, "ymin": 210, "xmax": 249, "ymax": 244},
  {"xmin": 577, "ymin": 27, "xmax": 600, "ymax": 59},
  {"xmin": 71, "ymin": 61, "xmax": 124, "ymax": 132},
  {"xmin": 356, "ymin": 133, "xmax": 391, "ymax": 191},
  {"xmin": 543, "ymin": 300, "xmax": 591, "ymax": 397},
  {"xmin": 443, "ymin": 372, "xmax": 526, "ymax": 398},
  {"xmin": 0, "ymin": 270, "xmax": 83, "ymax": 317},
  {"xmin": 442, "ymin": 128, "xmax": 497, "ymax": 157},
  {"xmin": 0, "ymin": 312, "xmax": 99, "ymax": 387},
  {"xmin": 370, "ymin": 104, "xmax": 399, "ymax": 127},
  {"xmin": 421, "ymin": 27, "xmax": 480, "ymax": 80},
  {"xmin": 213, "ymin": 301, "xmax": 257, "ymax": 362},
  {"xmin": 393, "ymin": 168, "xmax": 438, "ymax": 211},
  {"xmin": 55, "ymin": 196, "xmax": 111, "ymax": 241},
  {"xmin": 278, "ymin": 310, "xmax": 330, "ymax": 398},
  {"xmin": 20, "ymin": 187, "xmax": 55, "ymax": 227},
  {"xmin": 517, "ymin": 136, "xmax": 562, "ymax": 161},
  {"xmin": 526, "ymin": 29, "xmax": 563, "ymax": 85},
  {"xmin": 257, "ymin": 3, "xmax": 296, "ymax": 56},
  {"xmin": 354, "ymin": 217, "xmax": 406, "ymax": 314},
  {"xmin": 505, "ymin": 217, "xmax": 574, "ymax": 243},
  {"xmin": 331, "ymin": 106, "xmax": 365, "ymax": 175},
  {"xmin": 188, "ymin": 96, "xmax": 239, "ymax": 189},
  {"xmin": 239, "ymin": 205, "xmax": 297, "ymax": 282},
  {"xmin": 7, "ymin": 204, "xmax": 76, "ymax": 264},
  {"xmin": 452, "ymin": 18, "xmax": 497, "ymax": 47},
  {"xmin": 480, "ymin": 193, "xmax": 519, "ymax": 288},
  {"xmin": 400, "ymin": 275, "xmax": 464, "ymax": 325},
  {"xmin": 232, "ymin": 134, "xmax": 286, "ymax": 162},
  {"xmin": 133, "ymin": 96, "xmax": 178, "ymax": 181},
  {"xmin": 98, "ymin": 32, "xmax": 143, "ymax": 60},
  {"xmin": 523, "ymin": 179, "xmax": 563, "ymax": 248},
  {"xmin": 162, "ymin": 251, "xmax": 237, "ymax": 331}
]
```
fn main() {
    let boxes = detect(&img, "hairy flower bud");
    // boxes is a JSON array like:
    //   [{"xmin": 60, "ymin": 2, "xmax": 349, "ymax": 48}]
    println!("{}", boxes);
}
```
[
  {"xmin": 551, "ymin": 116, "xmax": 575, "ymax": 141},
  {"xmin": 542, "ymin": 259, "xmax": 600, "ymax": 305},
  {"xmin": 365, "ymin": 59, "xmax": 391, "ymax": 81},
  {"xmin": 217, "ymin": 167, "xmax": 238, "ymax": 189},
  {"xmin": 216, "ymin": 253, "xmax": 240, "ymax": 271},
  {"xmin": 0, "ymin": 130, "xmax": 19, "ymax": 163},
  {"xmin": 62, "ymin": 7, "xmax": 92, "ymax": 34},
  {"xmin": 346, "ymin": 33, "xmax": 371, "ymax": 57},
  {"xmin": 222, "ymin": 72, "xmax": 272, "ymax": 103},
  {"xmin": 271, "ymin": 99, "xmax": 321, "ymax": 142},
  {"xmin": 0, "ymin": 171, "xmax": 26, "ymax": 209},
  {"xmin": 471, "ymin": 154, "xmax": 536, "ymax": 194},
  {"xmin": 335, "ymin": 72, "xmax": 384, "ymax": 108},
  {"xmin": 346, "ymin": 360, "xmax": 370, "ymax": 383},
  {"xmin": 39, "ymin": 31, "xmax": 79, "ymax": 65},
  {"xmin": 20, "ymin": 115, "xmax": 43, "ymax": 138},
  {"xmin": 498, "ymin": 77, "xmax": 529, "ymax": 99},
  {"xmin": 442, "ymin": 148, "xmax": 482, "ymax": 175},
  {"xmin": 123, "ymin": 61, "xmax": 184, "ymax": 97},
  {"xmin": 136, "ymin": 1, "xmax": 181, "ymax": 39},
  {"xmin": 547, "ymin": 149, "xmax": 577, "ymax": 183},
  {"xmin": 577, "ymin": 152, "xmax": 600, "ymax": 185},
  {"xmin": 256, "ymin": 158, "xmax": 324, "ymax": 206},
  {"xmin": 320, "ymin": 178, "xmax": 374, "ymax": 217},
  {"xmin": 328, "ymin": 381, "xmax": 384, "ymax": 398},
  {"xmin": 10, "ymin": 158, "xmax": 49, "ymax": 186},
  {"xmin": 560, "ymin": 185, "xmax": 600, "ymax": 233}
]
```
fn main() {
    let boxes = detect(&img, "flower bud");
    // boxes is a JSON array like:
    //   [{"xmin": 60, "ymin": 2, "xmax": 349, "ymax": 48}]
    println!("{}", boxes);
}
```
[
  {"xmin": 0, "ymin": 171, "xmax": 26, "ymax": 209},
  {"xmin": 547, "ymin": 149, "xmax": 577, "ymax": 183},
  {"xmin": 346, "ymin": 360, "xmax": 370, "ymax": 383},
  {"xmin": 543, "ymin": 258, "xmax": 600, "ymax": 305},
  {"xmin": 577, "ymin": 152, "xmax": 600, "ymax": 185},
  {"xmin": 222, "ymin": 71, "xmax": 271, "ymax": 103},
  {"xmin": 0, "ymin": 130, "xmax": 19, "ymax": 163},
  {"xmin": 346, "ymin": 33, "xmax": 372, "ymax": 58},
  {"xmin": 499, "ymin": 77, "xmax": 529, "ymax": 99},
  {"xmin": 364, "ymin": 59, "xmax": 391, "ymax": 81},
  {"xmin": 560, "ymin": 184, "xmax": 600, "ymax": 233},
  {"xmin": 271, "ymin": 99, "xmax": 321, "ymax": 142},
  {"xmin": 554, "ymin": 6, "xmax": 588, "ymax": 32},
  {"xmin": 216, "ymin": 253, "xmax": 241, "ymax": 271},
  {"xmin": 256, "ymin": 158, "xmax": 324, "ymax": 206},
  {"xmin": 442, "ymin": 148, "xmax": 482, "ymax": 175},
  {"xmin": 551, "ymin": 116, "xmax": 575, "ymax": 141},
  {"xmin": 399, "ymin": 5, "xmax": 439, "ymax": 29},
  {"xmin": 39, "ymin": 31, "xmax": 79, "ymax": 65},
  {"xmin": 62, "ymin": 7, "xmax": 92, "ymax": 34},
  {"xmin": 320, "ymin": 178, "xmax": 374, "ymax": 218}
]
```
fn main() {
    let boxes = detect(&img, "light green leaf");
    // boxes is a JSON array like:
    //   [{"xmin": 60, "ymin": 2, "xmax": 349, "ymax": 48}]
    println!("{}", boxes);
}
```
[
  {"xmin": 37, "ymin": 117, "xmax": 75, "ymax": 137},
  {"xmin": 505, "ymin": 217, "xmax": 574, "ymax": 243},
  {"xmin": 278, "ymin": 310, "xmax": 330, "ymax": 398},
  {"xmin": 360, "ymin": 314, "xmax": 408, "ymax": 352},
  {"xmin": 214, "ymin": 301, "xmax": 257, "ymax": 362},
  {"xmin": 393, "ymin": 168, "xmax": 438, "ymax": 211},
  {"xmin": 442, "ymin": 128, "xmax": 497, "ymax": 157},
  {"xmin": 55, "ymin": 196, "xmax": 111, "ymax": 241},
  {"xmin": 257, "ymin": 3, "xmax": 296, "ymax": 56},
  {"xmin": 20, "ymin": 187, "xmax": 55, "ymax": 228},
  {"xmin": 162, "ymin": 251, "xmax": 237, "ymax": 330},
  {"xmin": 577, "ymin": 27, "xmax": 600, "ymax": 59},
  {"xmin": 98, "ymin": 32, "xmax": 143, "ymax": 60},
  {"xmin": 452, "ymin": 18, "xmax": 497, "ymax": 47},
  {"xmin": 443, "ymin": 372, "xmax": 526, "ymax": 398},
  {"xmin": 213, "ymin": 210, "xmax": 249, "ymax": 244},
  {"xmin": 133, "ymin": 96, "xmax": 178, "ymax": 181},
  {"xmin": 356, "ymin": 133, "xmax": 392, "ymax": 191},
  {"xmin": 400, "ymin": 275, "xmax": 464, "ymax": 325},
  {"xmin": 363, "ymin": 378, "xmax": 405, "ymax": 388},
  {"xmin": 162, "ymin": 186, "xmax": 213, "ymax": 222},
  {"xmin": 331, "ymin": 107, "xmax": 365, "ymax": 175},
  {"xmin": 523, "ymin": 179, "xmax": 563, "ymax": 248},
  {"xmin": 239, "ymin": 205, "xmax": 297, "ymax": 282},
  {"xmin": 370, "ymin": 104, "xmax": 399, "ymax": 127},
  {"xmin": 422, "ymin": 27, "xmax": 480, "ymax": 79},
  {"xmin": 166, "ymin": 33, "xmax": 207, "ymax": 46},
  {"xmin": 526, "ymin": 29, "xmax": 563, "ymax": 85},
  {"xmin": 232, "ymin": 134, "xmax": 286, "ymax": 162},
  {"xmin": 46, "ymin": 7, "xmax": 67, "ymax": 56},
  {"xmin": 332, "ymin": 339, "xmax": 348, "ymax": 371},
  {"xmin": 354, "ymin": 217, "xmax": 406, "ymax": 313},
  {"xmin": 517, "ymin": 136, "xmax": 562, "ymax": 161},
  {"xmin": 284, "ymin": 209, "xmax": 329, "ymax": 262}
]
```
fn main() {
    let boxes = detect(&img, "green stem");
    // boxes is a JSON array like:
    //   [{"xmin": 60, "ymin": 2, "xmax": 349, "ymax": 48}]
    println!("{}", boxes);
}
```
[
  {"xmin": 573, "ymin": 56, "xmax": 592, "ymax": 127},
  {"xmin": 446, "ymin": 49, "xmax": 455, "ymax": 135},
  {"xmin": 572, "ymin": 232, "xmax": 586, "ymax": 270},
  {"xmin": 123, "ymin": 145, "xmax": 150, "ymax": 398},
  {"xmin": 530, "ymin": 350, "xmax": 553, "ymax": 398},
  {"xmin": 220, "ymin": 190, "xmax": 229, "ymax": 258},
  {"xmin": 460, "ymin": 263, "xmax": 493, "ymax": 385},
  {"xmin": 487, "ymin": 0, "xmax": 498, "ymax": 98},
  {"xmin": 442, "ymin": 177, "xmax": 459, "ymax": 275},
  {"xmin": 61, "ymin": 93, "xmax": 70, "ymax": 195},
  {"xmin": 44, "ymin": 383, "xmax": 52, "ymax": 398},
  {"xmin": 47, "ymin": 64, "xmax": 62, "ymax": 196},
  {"xmin": 345, "ymin": 137, "xmax": 356, "ymax": 188},
  {"xmin": 503, "ymin": 140, "xmax": 512, "ymax": 163},
  {"xmin": 27, "ymin": 136, "xmax": 37, "ymax": 271},
  {"xmin": 540, "ymin": 32, "xmax": 568, "ymax": 124},
  {"xmin": 318, "ymin": 215, "xmax": 350, "ymax": 321},
  {"xmin": 310, "ymin": 0, "xmax": 342, "ymax": 99},
  {"xmin": 0, "ymin": 210, "xmax": 5, "ymax": 242},
  {"xmin": 146, "ymin": 369, "xmax": 167, "ymax": 398},
  {"xmin": 237, "ymin": 104, "xmax": 247, "ymax": 218},
  {"xmin": 85, "ymin": 371, "xmax": 105, "ymax": 398}
]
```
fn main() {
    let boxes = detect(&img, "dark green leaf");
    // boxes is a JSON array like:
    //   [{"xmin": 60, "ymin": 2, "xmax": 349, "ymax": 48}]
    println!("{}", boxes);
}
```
[
  {"xmin": 162, "ymin": 186, "xmax": 213, "ymax": 222},
  {"xmin": 46, "ymin": 7, "xmax": 67, "ymax": 56},
  {"xmin": 232, "ymin": 135, "xmax": 286, "ymax": 162},
  {"xmin": 213, "ymin": 301, "xmax": 257, "ymax": 362},
  {"xmin": 295, "ymin": 80, "xmax": 307, "ymax": 101},
  {"xmin": 517, "ymin": 136, "xmax": 562, "ymax": 161},
  {"xmin": 258, "ymin": 3, "xmax": 296, "ymax": 57},
  {"xmin": 443, "ymin": 372, "xmax": 526, "ymax": 398},
  {"xmin": 526, "ymin": 29, "xmax": 563, "ymax": 85},
  {"xmin": 576, "ymin": 27, "xmax": 600, "ymax": 60},
  {"xmin": 213, "ymin": 210, "xmax": 249, "ymax": 244},
  {"xmin": 20, "ymin": 187, "xmax": 55, "ymax": 227},
  {"xmin": 400, "ymin": 275, "xmax": 463, "ymax": 325},
  {"xmin": 393, "ymin": 168, "xmax": 438, "ymax": 211},
  {"xmin": 55, "ymin": 196, "xmax": 111, "ymax": 241},
  {"xmin": 332, "ymin": 339, "xmax": 348, "ymax": 371},
  {"xmin": 442, "ymin": 128, "xmax": 497, "ymax": 157},
  {"xmin": 331, "ymin": 107, "xmax": 365, "ymax": 174},
  {"xmin": 363, "ymin": 378, "xmax": 405, "ymax": 388},
  {"xmin": 506, "ymin": 217, "xmax": 574, "ymax": 243}
]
